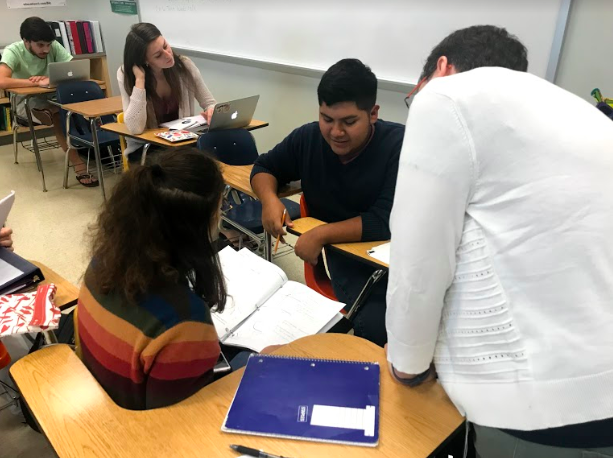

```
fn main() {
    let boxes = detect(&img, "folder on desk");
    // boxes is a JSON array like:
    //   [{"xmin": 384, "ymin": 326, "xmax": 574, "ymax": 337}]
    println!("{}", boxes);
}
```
[
  {"xmin": 222, "ymin": 354, "xmax": 380, "ymax": 446},
  {"xmin": 0, "ymin": 249, "xmax": 44, "ymax": 296}
]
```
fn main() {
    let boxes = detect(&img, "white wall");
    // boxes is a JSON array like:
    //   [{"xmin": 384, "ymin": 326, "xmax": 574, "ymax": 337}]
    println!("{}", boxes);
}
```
[
  {"xmin": 0, "ymin": 0, "xmax": 136, "ymax": 95},
  {"xmin": 183, "ymin": 51, "xmax": 410, "ymax": 154},
  {"xmin": 555, "ymin": 0, "xmax": 613, "ymax": 102}
]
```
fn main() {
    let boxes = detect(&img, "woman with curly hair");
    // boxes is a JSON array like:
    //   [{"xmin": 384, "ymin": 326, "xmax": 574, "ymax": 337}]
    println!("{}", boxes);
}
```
[{"xmin": 76, "ymin": 147, "xmax": 226, "ymax": 410}]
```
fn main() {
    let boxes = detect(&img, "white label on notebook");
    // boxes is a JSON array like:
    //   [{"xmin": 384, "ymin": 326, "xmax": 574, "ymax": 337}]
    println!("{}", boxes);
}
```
[{"xmin": 310, "ymin": 405, "xmax": 375, "ymax": 437}]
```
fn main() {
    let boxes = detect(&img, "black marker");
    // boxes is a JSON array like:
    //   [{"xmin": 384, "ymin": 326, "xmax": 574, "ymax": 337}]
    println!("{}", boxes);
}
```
[{"xmin": 229, "ymin": 444, "xmax": 291, "ymax": 458}]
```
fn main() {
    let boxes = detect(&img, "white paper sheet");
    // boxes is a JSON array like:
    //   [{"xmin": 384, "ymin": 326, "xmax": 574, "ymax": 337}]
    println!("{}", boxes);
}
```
[
  {"xmin": 0, "ymin": 191, "xmax": 16, "ymax": 228},
  {"xmin": 0, "ymin": 258, "xmax": 23, "ymax": 288},
  {"xmin": 222, "ymin": 281, "xmax": 344, "ymax": 352},
  {"xmin": 367, "ymin": 242, "xmax": 390, "ymax": 265},
  {"xmin": 160, "ymin": 114, "xmax": 207, "ymax": 131},
  {"xmin": 213, "ymin": 247, "xmax": 287, "ymax": 337}
]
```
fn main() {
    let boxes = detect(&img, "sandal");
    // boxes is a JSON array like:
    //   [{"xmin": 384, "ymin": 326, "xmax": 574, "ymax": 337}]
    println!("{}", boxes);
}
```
[{"xmin": 76, "ymin": 174, "xmax": 99, "ymax": 187}]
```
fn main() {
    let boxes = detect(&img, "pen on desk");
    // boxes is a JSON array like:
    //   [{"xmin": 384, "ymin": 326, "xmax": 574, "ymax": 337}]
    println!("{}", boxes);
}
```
[
  {"xmin": 273, "ymin": 209, "xmax": 287, "ymax": 255},
  {"xmin": 230, "ymin": 444, "xmax": 290, "ymax": 458}
]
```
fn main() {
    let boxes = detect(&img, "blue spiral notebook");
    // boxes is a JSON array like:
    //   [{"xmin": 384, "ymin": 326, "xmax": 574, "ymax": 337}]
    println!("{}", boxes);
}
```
[{"xmin": 222, "ymin": 354, "xmax": 380, "ymax": 446}]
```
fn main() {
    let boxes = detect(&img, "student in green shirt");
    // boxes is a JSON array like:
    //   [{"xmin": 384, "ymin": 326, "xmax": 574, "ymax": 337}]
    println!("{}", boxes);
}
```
[{"xmin": 0, "ymin": 17, "xmax": 98, "ymax": 187}]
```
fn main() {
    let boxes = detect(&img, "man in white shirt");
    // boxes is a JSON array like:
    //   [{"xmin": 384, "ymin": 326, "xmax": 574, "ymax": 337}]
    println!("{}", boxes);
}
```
[{"xmin": 386, "ymin": 25, "xmax": 613, "ymax": 457}]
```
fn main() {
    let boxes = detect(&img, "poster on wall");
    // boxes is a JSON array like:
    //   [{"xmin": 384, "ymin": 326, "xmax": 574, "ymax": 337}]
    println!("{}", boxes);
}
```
[
  {"xmin": 7, "ymin": 0, "xmax": 65, "ymax": 7},
  {"xmin": 110, "ymin": 0, "xmax": 138, "ymax": 15}
]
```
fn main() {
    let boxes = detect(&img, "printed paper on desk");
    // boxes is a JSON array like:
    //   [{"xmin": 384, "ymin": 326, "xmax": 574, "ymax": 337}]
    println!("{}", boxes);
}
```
[
  {"xmin": 367, "ymin": 242, "xmax": 390, "ymax": 265},
  {"xmin": 154, "ymin": 130, "xmax": 198, "ymax": 143},
  {"xmin": 0, "ymin": 191, "xmax": 16, "ymax": 228}
]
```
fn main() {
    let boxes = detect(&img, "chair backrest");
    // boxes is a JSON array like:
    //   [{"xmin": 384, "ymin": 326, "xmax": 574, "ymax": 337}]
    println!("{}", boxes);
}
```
[
  {"xmin": 299, "ymin": 195, "xmax": 339, "ymax": 302},
  {"xmin": 56, "ymin": 80, "xmax": 106, "ymax": 137},
  {"xmin": 0, "ymin": 341, "xmax": 11, "ymax": 369},
  {"xmin": 117, "ymin": 112, "xmax": 129, "ymax": 171},
  {"xmin": 197, "ymin": 128, "xmax": 258, "ymax": 165}
]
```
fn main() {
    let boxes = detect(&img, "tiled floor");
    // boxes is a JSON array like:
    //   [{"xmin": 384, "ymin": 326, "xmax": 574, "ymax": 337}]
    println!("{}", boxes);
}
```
[{"xmin": 0, "ymin": 139, "xmax": 304, "ymax": 458}]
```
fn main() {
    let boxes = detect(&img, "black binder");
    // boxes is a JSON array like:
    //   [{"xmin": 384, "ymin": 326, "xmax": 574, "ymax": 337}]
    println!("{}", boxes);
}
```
[
  {"xmin": 0, "ymin": 249, "xmax": 44, "ymax": 296},
  {"xmin": 47, "ymin": 21, "xmax": 66, "ymax": 49}
]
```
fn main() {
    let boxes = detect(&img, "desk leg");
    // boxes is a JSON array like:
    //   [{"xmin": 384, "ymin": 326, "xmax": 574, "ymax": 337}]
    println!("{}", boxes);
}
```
[
  {"xmin": 42, "ymin": 330, "xmax": 58, "ymax": 346},
  {"xmin": 90, "ymin": 117, "xmax": 106, "ymax": 201},
  {"xmin": 24, "ymin": 96, "xmax": 47, "ymax": 192},
  {"xmin": 345, "ymin": 269, "xmax": 387, "ymax": 322},
  {"xmin": 264, "ymin": 232, "xmax": 272, "ymax": 262}
]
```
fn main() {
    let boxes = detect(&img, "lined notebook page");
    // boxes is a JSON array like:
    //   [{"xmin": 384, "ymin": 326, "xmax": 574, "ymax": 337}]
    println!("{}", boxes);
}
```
[
  {"xmin": 213, "ymin": 247, "xmax": 287, "ymax": 337},
  {"xmin": 222, "ymin": 280, "xmax": 344, "ymax": 352}
]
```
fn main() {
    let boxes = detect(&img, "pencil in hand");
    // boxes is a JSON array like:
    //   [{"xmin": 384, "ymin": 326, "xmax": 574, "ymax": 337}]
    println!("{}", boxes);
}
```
[{"xmin": 273, "ymin": 209, "xmax": 287, "ymax": 255}]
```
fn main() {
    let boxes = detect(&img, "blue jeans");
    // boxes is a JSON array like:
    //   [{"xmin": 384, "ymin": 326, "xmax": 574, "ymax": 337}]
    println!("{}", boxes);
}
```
[{"xmin": 326, "ymin": 249, "xmax": 388, "ymax": 347}]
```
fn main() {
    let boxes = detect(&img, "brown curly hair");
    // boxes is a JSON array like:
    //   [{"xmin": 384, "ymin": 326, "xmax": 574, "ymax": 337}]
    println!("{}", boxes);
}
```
[{"xmin": 89, "ymin": 147, "xmax": 226, "ymax": 310}]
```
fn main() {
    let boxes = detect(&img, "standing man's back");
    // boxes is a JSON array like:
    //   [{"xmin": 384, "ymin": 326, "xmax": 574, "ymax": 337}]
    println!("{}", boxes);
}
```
[{"xmin": 386, "ymin": 25, "xmax": 613, "ymax": 457}]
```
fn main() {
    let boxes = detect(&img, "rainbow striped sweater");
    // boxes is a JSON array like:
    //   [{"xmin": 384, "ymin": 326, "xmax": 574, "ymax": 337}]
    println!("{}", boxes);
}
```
[{"xmin": 76, "ymin": 264, "xmax": 221, "ymax": 410}]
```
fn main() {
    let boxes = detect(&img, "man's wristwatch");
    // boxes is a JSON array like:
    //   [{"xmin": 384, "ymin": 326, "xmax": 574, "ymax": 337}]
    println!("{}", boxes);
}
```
[{"xmin": 391, "ymin": 363, "xmax": 433, "ymax": 387}]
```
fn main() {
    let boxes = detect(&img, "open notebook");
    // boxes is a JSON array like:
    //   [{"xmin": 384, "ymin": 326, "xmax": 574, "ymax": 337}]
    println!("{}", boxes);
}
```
[{"xmin": 214, "ymin": 247, "xmax": 345, "ymax": 352}]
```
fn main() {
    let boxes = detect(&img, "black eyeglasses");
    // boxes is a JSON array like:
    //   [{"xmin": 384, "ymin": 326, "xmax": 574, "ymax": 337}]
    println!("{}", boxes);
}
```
[{"xmin": 404, "ymin": 77, "xmax": 428, "ymax": 109}]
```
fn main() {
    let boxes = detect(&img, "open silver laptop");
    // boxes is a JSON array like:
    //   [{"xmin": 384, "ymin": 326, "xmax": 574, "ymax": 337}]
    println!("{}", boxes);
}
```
[
  {"xmin": 45, "ymin": 60, "xmax": 90, "ymax": 88},
  {"xmin": 207, "ymin": 95, "xmax": 260, "ymax": 131}
]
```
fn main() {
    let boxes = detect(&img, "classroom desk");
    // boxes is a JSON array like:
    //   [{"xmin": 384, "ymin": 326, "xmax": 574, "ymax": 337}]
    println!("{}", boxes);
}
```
[
  {"xmin": 10, "ymin": 334, "xmax": 463, "ymax": 458},
  {"xmin": 53, "ymin": 96, "xmax": 123, "ymax": 200},
  {"xmin": 218, "ymin": 163, "xmax": 301, "ymax": 199},
  {"xmin": 290, "ymin": 217, "xmax": 389, "ymax": 269},
  {"xmin": 218, "ymin": 163, "xmax": 302, "ymax": 261},
  {"xmin": 6, "ymin": 80, "xmax": 107, "ymax": 193},
  {"xmin": 289, "ymin": 217, "xmax": 389, "ymax": 319},
  {"xmin": 100, "ymin": 119, "xmax": 270, "ymax": 148}
]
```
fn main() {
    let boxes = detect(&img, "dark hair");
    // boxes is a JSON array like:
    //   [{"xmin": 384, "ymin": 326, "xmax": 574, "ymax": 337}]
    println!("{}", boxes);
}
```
[
  {"xmin": 123, "ymin": 23, "xmax": 195, "ymax": 128},
  {"xmin": 419, "ymin": 25, "xmax": 528, "ymax": 81},
  {"xmin": 90, "ymin": 147, "xmax": 227, "ymax": 310},
  {"xmin": 20, "ymin": 17, "xmax": 55, "ymax": 43},
  {"xmin": 317, "ymin": 58, "xmax": 377, "ymax": 111}
]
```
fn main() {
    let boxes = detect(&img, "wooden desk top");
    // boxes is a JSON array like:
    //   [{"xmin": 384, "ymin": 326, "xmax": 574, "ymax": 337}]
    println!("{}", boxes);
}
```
[
  {"xmin": 30, "ymin": 261, "xmax": 79, "ymax": 310},
  {"xmin": 219, "ymin": 163, "xmax": 301, "ymax": 199},
  {"xmin": 101, "ymin": 119, "xmax": 270, "ymax": 148},
  {"xmin": 290, "ymin": 217, "xmax": 389, "ymax": 268},
  {"xmin": 11, "ymin": 334, "xmax": 462, "ymax": 458},
  {"xmin": 5, "ymin": 80, "xmax": 106, "ymax": 96},
  {"xmin": 60, "ymin": 96, "xmax": 122, "ymax": 118}
]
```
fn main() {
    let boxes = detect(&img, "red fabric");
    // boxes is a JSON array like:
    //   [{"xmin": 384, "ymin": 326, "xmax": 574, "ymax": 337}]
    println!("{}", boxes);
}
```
[
  {"xmin": 299, "ymin": 195, "xmax": 338, "ymax": 302},
  {"xmin": 0, "ymin": 342, "xmax": 10, "ymax": 369}
]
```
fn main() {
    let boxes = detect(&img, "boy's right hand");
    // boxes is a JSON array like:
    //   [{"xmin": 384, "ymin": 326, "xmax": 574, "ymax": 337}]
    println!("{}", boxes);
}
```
[{"xmin": 262, "ymin": 197, "xmax": 294, "ymax": 238}]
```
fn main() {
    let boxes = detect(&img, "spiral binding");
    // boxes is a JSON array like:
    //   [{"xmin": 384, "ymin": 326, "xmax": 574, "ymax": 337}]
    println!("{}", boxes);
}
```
[{"xmin": 248, "ymin": 353, "xmax": 380, "ymax": 367}]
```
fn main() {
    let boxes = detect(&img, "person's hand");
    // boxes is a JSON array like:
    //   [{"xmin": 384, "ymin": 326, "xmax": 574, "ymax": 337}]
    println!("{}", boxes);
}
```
[
  {"xmin": 384, "ymin": 344, "xmax": 436, "ymax": 384},
  {"xmin": 0, "ymin": 227, "xmax": 14, "ymax": 251},
  {"xmin": 132, "ymin": 65, "xmax": 146, "ymax": 83},
  {"xmin": 32, "ymin": 76, "xmax": 49, "ymax": 87},
  {"xmin": 201, "ymin": 107, "xmax": 214, "ymax": 124},
  {"xmin": 261, "ymin": 197, "xmax": 293, "ymax": 240},
  {"xmin": 29, "ymin": 75, "xmax": 46, "ymax": 84},
  {"xmin": 260, "ymin": 344, "xmax": 283, "ymax": 354},
  {"xmin": 294, "ymin": 228, "xmax": 325, "ymax": 266}
]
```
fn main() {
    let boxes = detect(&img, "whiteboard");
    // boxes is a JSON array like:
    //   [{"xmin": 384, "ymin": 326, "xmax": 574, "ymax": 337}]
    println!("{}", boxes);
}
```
[{"xmin": 140, "ymin": 0, "xmax": 563, "ymax": 84}]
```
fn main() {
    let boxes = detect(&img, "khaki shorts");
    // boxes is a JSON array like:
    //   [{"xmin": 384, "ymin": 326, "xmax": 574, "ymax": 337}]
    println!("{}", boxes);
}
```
[{"xmin": 15, "ymin": 94, "xmax": 58, "ymax": 125}]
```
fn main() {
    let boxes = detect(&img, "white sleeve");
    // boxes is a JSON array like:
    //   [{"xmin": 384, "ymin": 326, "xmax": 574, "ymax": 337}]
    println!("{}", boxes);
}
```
[
  {"xmin": 117, "ymin": 66, "xmax": 148, "ymax": 134},
  {"xmin": 386, "ymin": 90, "xmax": 475, "ymax": 374}
]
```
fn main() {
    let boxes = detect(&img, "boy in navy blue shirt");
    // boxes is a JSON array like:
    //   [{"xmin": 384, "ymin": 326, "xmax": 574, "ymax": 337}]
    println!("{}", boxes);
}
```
[{"xmin": 251, "ymin": 59, "xmax": 405, "ymax": 346}]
